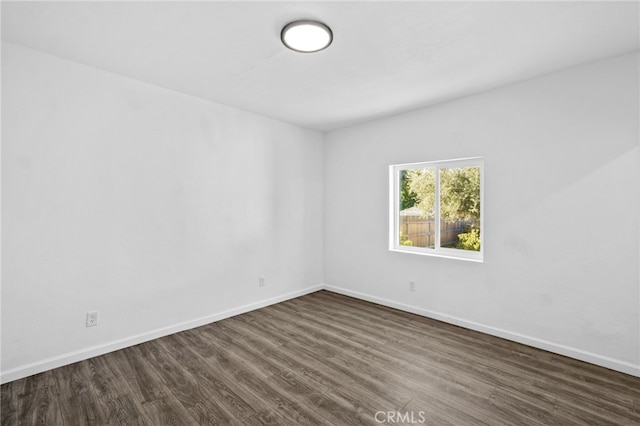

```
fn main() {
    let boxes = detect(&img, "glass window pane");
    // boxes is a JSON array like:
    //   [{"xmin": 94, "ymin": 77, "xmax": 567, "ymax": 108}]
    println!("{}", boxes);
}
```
[
  {"xmin": 399, "ymin": 168, "xmax": 435, "ymax": 248},
  {"xmin": 439, "ymin": 166, "xmax": 481, "ymax": 251}
]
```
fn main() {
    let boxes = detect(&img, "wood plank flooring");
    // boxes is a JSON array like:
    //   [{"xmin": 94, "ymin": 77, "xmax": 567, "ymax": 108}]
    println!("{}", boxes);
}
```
[{"xmin": 2, "ymin": 290, "xmax": 639, "ymax": 425}]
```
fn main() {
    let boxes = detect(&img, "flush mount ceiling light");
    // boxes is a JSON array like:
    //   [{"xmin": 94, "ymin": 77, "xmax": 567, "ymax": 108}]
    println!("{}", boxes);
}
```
[{"xmin": 281, "ymin": 20, "xmax": 333, "ymax": 53}]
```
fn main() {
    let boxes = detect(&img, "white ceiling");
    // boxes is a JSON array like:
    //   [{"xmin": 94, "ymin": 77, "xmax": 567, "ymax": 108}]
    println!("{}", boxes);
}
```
[{"xmin": 2, "ymin": 1, "xmax": 639, "ymax": 131}]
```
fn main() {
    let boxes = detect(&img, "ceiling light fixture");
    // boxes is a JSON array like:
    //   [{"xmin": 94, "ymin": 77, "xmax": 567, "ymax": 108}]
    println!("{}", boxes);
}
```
[{"xmin": 281, "ymin": 20, "xmax": 333, "ymax": 53}]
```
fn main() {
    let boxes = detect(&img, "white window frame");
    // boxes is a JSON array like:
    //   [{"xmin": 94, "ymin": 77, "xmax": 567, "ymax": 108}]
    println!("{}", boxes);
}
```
[{"xmin": 389, "ymin": 157, "xmax": 484, "ymax": 262}]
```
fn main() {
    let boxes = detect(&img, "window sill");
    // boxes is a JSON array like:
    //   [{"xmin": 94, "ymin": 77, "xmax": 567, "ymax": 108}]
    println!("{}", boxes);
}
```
[{"xmin": 389, "ymin": 247, "xmax": 483, "ymax": 263}]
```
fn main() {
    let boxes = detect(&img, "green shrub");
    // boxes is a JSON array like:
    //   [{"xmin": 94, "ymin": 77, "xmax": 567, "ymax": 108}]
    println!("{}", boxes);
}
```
[
  {"xmin": 457, "ymin": 229, "xmax": 480, "ymax": 251},
  {"xmin": 401, "ymin": 240, "xmax": 414, "ymax": 246}
]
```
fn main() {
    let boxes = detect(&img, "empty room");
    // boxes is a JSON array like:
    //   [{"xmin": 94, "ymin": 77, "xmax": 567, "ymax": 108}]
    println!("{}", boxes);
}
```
[{"xmin": 1, "ymin": 1, "xmax": 639, "ymax": 425}]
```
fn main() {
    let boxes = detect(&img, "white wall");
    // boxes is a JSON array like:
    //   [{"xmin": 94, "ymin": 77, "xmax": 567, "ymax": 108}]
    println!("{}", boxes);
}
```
[
  {"xmin": 324, "ymin": 53, "xmax": 640, "ymax": 376},
  {"xmin": 1, "ymin": 42, "xmax": 324, "ymax": 382}
]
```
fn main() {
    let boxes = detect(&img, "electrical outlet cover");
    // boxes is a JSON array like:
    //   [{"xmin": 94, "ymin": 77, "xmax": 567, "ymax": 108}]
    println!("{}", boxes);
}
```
[{"xmin": 86, "ymin": 311, "xmax": 99, "ymax": 327}]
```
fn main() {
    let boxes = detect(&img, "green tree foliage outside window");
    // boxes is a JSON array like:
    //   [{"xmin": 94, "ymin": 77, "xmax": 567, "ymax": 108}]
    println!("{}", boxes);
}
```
[{"xmin": 399, "ymin": 170, "xmax": 419, "ymax": 210}]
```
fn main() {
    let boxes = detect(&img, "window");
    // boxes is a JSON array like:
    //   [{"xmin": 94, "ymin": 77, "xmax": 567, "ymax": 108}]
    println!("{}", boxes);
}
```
[{"xmin": 389, "ymin": 157, "xmax": 483, "ymax": 262}]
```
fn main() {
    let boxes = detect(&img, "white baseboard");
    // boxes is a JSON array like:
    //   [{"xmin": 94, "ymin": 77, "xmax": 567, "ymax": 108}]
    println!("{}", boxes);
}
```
[
  {"xmin": 0, "ymin": 285, "xmax": 323, "ymax": 384},
  {"xmin": 4, "ymin": 282, "xmax": 638, "ymax": 383},
  {"xmin": 323, "ymin": 284, "xmax": 640, "ymax": 378}
]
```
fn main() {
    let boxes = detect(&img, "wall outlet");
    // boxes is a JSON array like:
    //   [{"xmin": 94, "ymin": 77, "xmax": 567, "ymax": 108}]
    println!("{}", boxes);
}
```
[
  {"xmin": 409, "ymin": 281, "xmax": 416, "ymax": 292},
  {"xmin": 86, "ymin": 311, "xmax": 99, "ymax": 327},
  {"xmin": 258, "ymin": 276, "xmax": 265, "ymax": 287}
]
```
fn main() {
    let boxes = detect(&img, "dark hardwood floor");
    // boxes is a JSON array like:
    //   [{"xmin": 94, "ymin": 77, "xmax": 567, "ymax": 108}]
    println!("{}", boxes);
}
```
[{"xmin": 2, "ymin": 290, "xmax": 639, "ymax": 425}]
